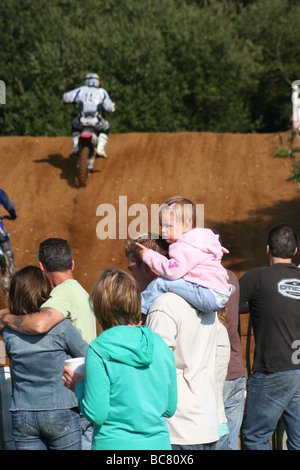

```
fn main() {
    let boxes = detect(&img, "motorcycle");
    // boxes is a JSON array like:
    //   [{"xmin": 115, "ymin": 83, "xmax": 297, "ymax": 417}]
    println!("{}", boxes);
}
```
[
  {"xmin": 0, "ymin": 215, "xmax": 16, "ymax": 305},
  {"xmin": 76, "ymin": 113, "xmax": 99, "ymax": 187}
]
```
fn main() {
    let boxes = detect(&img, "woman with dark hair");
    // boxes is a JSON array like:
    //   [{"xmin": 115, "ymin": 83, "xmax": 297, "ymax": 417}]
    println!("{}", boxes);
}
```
[
  {"xmin": 63, "ymin": 268, "xmax": 177, "ymax": 450},
  {"xmin": 2, "ymin": 265, "xmax": 88, "ymax": 450}
]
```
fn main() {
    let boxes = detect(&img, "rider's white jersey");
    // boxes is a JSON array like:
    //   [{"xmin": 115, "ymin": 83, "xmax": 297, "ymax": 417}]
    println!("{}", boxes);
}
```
[{"xmin": 63, "ymin": 86, "xmax": 115, "ymax": 114}]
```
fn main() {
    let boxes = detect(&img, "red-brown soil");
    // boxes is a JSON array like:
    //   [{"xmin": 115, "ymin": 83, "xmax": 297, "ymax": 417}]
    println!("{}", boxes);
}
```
[{"xmin": 0, "ymin": 132, "xmax": 299, "ymax": 369}]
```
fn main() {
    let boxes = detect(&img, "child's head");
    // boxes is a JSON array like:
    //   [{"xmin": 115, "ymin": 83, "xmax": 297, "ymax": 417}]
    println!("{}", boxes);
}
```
[
  {"xmin": 159, "ymin": 196, "xmax": 196, "ymax": 243},
  {"xmin": 8, "ymin": 265, "xmax": 51, "ymax": 316},
  {"xmin": 90, "ymin": 268, "xmax": 141, "ymax": 331}
]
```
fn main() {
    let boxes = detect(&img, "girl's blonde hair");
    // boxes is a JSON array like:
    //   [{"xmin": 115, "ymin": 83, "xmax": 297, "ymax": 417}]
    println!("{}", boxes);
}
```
[
  {"xmin": 90, "ymin": 268, "xmax": 141, "ymax": 331},
  {"xmin": 159, "ymin": 196, "xmax": 197, "ymax": 233},
  {"xmin": 217, "ymin": 307, "xmax": 227, "ymax": 326}
]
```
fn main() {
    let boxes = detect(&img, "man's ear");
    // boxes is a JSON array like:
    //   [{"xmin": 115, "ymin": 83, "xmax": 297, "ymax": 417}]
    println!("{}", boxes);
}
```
[
  {"xmin": 71, "ymin": 259, "xmax": 75, "ymax": 271},
  {"xmin": 39, "ymin": 261, "xmax": 45, "ymax": 272},
  {"xmin": 266, "ymin": 245, "xmax": 270, "ymax": 255},
  {"xmin": 293, "ymin": 246, "xmax": 298, "ymax": 256}
]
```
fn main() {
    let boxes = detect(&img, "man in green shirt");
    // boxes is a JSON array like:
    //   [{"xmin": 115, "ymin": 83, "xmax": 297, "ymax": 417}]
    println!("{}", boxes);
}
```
[
  {"xmin": 0, "ymin": 238, "xmax": 96, "ymax": 342},
  {"xmin": 38, "ymin": 238, "xmax": 96, "ymax": 343}
]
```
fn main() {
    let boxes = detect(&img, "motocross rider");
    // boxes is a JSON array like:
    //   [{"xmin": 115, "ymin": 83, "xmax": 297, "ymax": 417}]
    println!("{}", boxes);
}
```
[
  {"xmin": 0, "ymin": 189, "xmax": 18, "ymax": 300},
  {"xmin": 63, "ymin": 73, "xmax": 115, "ymax": 165},
  {"xmin": 292, "ymin": 81, "xmax": 300, "ymax": 134}
]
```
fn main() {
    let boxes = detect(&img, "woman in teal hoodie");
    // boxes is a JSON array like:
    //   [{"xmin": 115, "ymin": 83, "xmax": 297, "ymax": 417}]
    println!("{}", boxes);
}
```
[{"xmin": 63, "ymin": 268, "xmax": 177, "ymax": 450}]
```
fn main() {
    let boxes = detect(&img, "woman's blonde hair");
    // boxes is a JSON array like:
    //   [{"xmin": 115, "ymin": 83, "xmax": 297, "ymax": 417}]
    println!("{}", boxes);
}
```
[
  {"xmin": 159, "ymin": 196, "xmax": 197, "ymax": 233},
  {"xmin": 90, "ymin": 268, "xmax": 141, "ymax": 331}
]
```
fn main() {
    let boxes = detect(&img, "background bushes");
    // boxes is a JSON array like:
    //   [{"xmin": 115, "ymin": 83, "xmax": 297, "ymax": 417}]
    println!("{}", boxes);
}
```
[{"xmin": 0, "ymin": 0, "xmax": 300, "ymax": 136}]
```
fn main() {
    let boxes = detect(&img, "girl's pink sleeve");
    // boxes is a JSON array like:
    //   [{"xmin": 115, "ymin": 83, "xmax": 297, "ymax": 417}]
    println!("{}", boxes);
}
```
[{"xmin": 143, "ymin": 243, "xmax": 196, "ymax": 280}]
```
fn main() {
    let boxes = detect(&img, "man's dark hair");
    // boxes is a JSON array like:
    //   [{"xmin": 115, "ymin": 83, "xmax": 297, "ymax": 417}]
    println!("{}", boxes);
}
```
[
  {"xmin": 38, "ymin": 238, "xmax": 72, "ymax": 272},
  {"xmin": 125, "ymin": 233, "xmax": 169, "ymax": 266},
  {"xmin": 267, "ymin": 224, "xmax": 297, "ymax": 259}
]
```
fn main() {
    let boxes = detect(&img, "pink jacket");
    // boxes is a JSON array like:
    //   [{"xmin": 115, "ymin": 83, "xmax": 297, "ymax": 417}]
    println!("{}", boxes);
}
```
[{"xmin": 143, "ymin": 228, "xmax": 229, "ymax": 292}]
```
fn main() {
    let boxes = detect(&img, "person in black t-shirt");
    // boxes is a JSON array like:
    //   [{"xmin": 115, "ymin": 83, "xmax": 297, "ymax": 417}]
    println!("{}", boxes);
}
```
[{"xmin": 239, "ymin": 223, "xmax": 300, "ymax": 450}]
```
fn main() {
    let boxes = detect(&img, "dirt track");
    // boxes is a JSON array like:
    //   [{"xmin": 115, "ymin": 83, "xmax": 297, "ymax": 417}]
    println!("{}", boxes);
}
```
[{"xmin": 1, "ymin": 132, "xmax": 299, "ymax": 366}]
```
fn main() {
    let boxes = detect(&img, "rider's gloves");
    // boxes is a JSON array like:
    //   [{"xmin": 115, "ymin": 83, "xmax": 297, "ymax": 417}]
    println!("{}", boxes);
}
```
[{"xmin": 9, "ymin": 210, "xmax": 17, "ymax": 220}]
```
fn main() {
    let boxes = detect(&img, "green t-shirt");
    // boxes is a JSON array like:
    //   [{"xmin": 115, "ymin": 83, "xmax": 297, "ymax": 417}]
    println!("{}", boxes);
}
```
[{"xmin": 41, "ymin": 279, "xmax": 97, "ymax": 344}]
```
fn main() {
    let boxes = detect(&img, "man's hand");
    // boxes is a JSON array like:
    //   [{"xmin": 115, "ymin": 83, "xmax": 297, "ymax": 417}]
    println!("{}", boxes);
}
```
[
  {"xmin": 0, "ymin": 316, "xmax": 6, "ymax": 333},
  {"xmin": 0, "ymin": 308, "xmax": 9, "ymax": 316},
  {"xmin": 0, "ymin": 308, "xmax": 9, "ymax": 333}
]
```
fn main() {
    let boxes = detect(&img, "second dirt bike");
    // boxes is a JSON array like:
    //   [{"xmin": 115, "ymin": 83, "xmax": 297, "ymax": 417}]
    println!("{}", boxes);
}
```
[{"xmin": 0, "ymin": 215, "xmax": 17, "ymax": 305}]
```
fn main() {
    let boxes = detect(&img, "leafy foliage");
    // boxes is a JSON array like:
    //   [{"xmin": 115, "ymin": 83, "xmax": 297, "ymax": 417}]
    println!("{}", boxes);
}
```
[
  {"xmin": 0, "ymin": 0, "xmax": 300, "ymax": 135},
  {"xmin": 275, "ymin": 131, "xmax": 300, "ymax": 183}
]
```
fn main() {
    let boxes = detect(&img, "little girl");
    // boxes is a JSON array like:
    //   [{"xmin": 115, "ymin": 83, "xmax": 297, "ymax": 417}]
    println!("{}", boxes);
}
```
[{"xmin": 136, "ymin": 196, "xmax": 231, "ymax": 314}]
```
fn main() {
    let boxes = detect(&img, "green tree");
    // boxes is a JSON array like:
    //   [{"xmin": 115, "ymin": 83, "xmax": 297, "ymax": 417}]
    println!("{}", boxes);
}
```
[
  {"xmin": 0, "ymin": 0, "xmax": 299, "ymax": 135},
  {"xmin": 235, "ymin": 0, "xmax": 300, "ymax": 132}
]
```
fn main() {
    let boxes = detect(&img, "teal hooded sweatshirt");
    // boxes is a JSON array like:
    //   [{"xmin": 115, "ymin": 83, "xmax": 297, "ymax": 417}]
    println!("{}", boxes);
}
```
[{"xmin": 75, "ymin": 325, "xmax": 177, "ymax": 450}]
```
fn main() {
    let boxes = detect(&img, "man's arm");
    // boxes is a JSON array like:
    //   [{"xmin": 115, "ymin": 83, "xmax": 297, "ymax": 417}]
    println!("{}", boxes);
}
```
[
  {"xmin": 238, "ymin": 269, "xmax": 259, "ymax": 314},
  {"xmin": 145, "ymin": 297, "xmax": 178, "ymax": 351},
  {"xmin": 0, "ymin": 189, "xmax": 16, "ymax": 216},
  {"xmin": 0, "ymin": 307, "xmax": 64, "ymax": 335}
]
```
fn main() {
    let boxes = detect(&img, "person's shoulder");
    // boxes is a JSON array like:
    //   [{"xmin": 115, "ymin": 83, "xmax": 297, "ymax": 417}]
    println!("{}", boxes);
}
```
[
  {"xmin": 150, "ymin": 292, "xmax": 195, "ymax": 312},
  {"xmin": 227, "ymin": 269, "xmax": 238, "ymax": 281},
  {"xmin": 1, "ymin": 326, "xmax": 10, "ymax": 339},
  {"xmin": 273, "ymin": 262, "xmax": 300, "ymax": 275},
  {"xmin": 179, "ymin": 228, "xmax": 200, "ymax": 242},
  {"xmin": 57, "ymin": 278, "xmax": 84, "ymax": 289},
  {"xmin": 240, "ymin": 266, "xmax": 267, "ymax": 278},
  {"xmin": 65, "ymin": 86, "xmax": 82, "ymax": 94},
  {"xmin": 51, "ymin": 279, "xmax": 87, "ymax": 296},
  {"xmin": 281, "ymin": 262, "xmax": 300, "ymax": 269},
  {"xmin": 151, "ymin": 291, "xmax": 187, "ymax": 304},
  {"xmin": 151, "ymin": 326, "xmax": 174, "ymax": 352},
  {"xmin": 50, "ymin": 280, "xmax": 70, "ymax": 293},
  {"xmin": 47, "ymin": 317, "xmax": 71, "ymax": 333}
]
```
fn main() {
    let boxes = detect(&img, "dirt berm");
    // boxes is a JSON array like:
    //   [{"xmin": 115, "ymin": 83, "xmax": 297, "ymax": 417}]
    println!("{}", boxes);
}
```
[{"xmin": 0, "ymin": 131, "xmax": 299, "ymax": 362}]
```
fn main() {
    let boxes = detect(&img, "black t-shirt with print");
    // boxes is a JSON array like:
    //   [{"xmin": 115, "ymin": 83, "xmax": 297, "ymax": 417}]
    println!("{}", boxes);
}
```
[{"xmin": 239, "ymin": 263, "xmax": 300, "ymax": 373}]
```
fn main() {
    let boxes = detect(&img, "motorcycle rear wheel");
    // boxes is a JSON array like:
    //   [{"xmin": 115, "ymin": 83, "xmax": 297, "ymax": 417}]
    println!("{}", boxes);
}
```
[
  {"xmin": 0, "ymin": 275, "xmax": 8, "ymax": 307},
  {"xmin": 78, "ymin": 146, "xmax": 89, "ymax": 187}
]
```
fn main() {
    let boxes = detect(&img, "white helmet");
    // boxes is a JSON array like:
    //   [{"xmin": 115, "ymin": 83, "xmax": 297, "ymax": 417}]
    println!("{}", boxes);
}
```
[{"xmin": 85, "ymin": 73, "xmax": 100, "ymax": 87}]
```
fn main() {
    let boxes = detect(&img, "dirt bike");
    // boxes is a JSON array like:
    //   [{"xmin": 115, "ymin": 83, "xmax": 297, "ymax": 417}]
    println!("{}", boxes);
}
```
[
  {"xmin": 76, "ymin": 114, "xmax": 99, "ymax": 187},
  {"xmin": 0, "ymin": 215, "xmax": 16, "ymax": 305}
]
